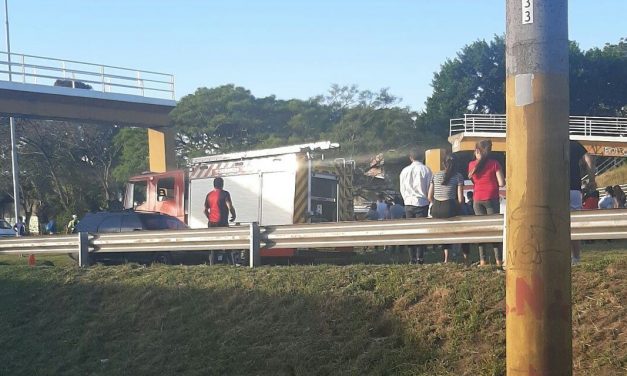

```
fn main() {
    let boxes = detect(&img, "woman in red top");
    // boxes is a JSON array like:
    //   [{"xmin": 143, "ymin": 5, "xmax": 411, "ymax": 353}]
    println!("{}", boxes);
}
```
[
  {"xmin": 582, "ymin": 189, "xmax": 599, "ymax": 210},
  {"xmin": 468, "ymin": 140, "xmax": 505, "ymax": 266}
]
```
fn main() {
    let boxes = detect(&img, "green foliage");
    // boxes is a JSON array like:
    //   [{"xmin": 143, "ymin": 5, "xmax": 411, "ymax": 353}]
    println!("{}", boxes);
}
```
[
  {"xmin": 171, "ymin": 85, "xmax": 269, "ymax": 158},
  {"xmin": 111, "ymin": 128, "xmax": 148, "ymax": 183},
  {"xmin": 570, "ymin": 38, "xmax": 627, "ymax": 116},
  {"xmin": 170, "ymin": 84, "xmax": 444, "ymax": 164},
  {"xmin": 423, "ymin": 36, "xmax": 627, "ymax": 135},
  {"xmin": 0, "ymin": 119, "xmax": 122, "ymax": 226},
  {"xmin": 423, "ymin": 36, "xmax": 505, "ymax": 136}
]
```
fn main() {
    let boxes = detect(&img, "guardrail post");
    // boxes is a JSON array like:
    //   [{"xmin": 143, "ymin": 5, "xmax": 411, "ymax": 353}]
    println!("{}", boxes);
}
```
[
  {"xmin": 249, "ymin": 222, "xmax": 261, "ymax": 268},
  {"xmin": 78, "ymin": 232, "xmax": 90, "ymax": 267}
]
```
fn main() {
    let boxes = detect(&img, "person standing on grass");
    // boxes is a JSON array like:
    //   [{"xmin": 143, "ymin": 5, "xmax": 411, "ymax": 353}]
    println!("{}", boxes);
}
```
[
  {"xmin": 389, "ymin": 196, "xmax": 406, "ymax": 220},
  {"xmin": 582, "ymin": 188, "xmax": 599, "ymax": 210},
  {"xmin": 13, "ymin": 217, "xmax": 26, "ymax": 237},
  {"xmin": 388, "ymin": 196, "xmax": 406, "ymax": 254},
  {"xmin": 204, "ymin": 177, "xmax": 236, "ymax": 228},
  {"xmin": 569, "ymin": 140, "xmax": 596, "ymax": 265},
  {"xmin": 428, "ymin": 154, "xmax": 464, "ymax": 263},
  {"xmin": 66, "ymin": 214, "xmax": 79, "ymax": 234},
  {"xmin": 468, "ymin": 140, "xmax": 504, "ymax": 266},
  {"xmin": 464, "ymin": 191, "xmax": 475, "ymax": 215},
  {"xmin": 204, "ymin": 177, "xmax": 238, "ymax": 264},
  {"xmin": 613, "ymin": 185, "xmax": 626, "ymax": 208},
  {"xmin": 400, "ymin": 147, "xmax": 432, "ymax": 264},
  {"xmin": 45, "ymin": 218, "xmax": 57, "ymax": 235},
  {"xmin": 458, "ymin": 196, "xmax": 474, "ymax": 264},
  {"xmin": 375, "ymin": 192, "xmax": 389, "ymax": 220},
  {"xmin": 366, "ymin": 202, "xmax": 379, "ymax": 220},
  {"xmin": 569, "ymin": 140, "xmax": 595, "ymax": 265},
  {"xmin": 598, "ymin": 186, "xmax": 616, "ymax": 209}
]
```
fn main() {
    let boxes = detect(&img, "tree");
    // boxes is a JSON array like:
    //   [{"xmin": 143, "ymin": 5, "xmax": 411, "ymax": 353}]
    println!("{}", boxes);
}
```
[
  {"xmin": 422, "ymin": 36, "xmax": 627, "ymax": 135},
  {"xmin": 170, "ymin": 85, "xmax": 265, "ymax": 159},
  {"xmin": 570, "ymin": 38, "xmax": 627, "ymax": 116},
  {"xmin": 0, "ymin": 118, "xmax": 122, "ymax": 225},
  {"xmin": 111, "ymin": 128, "xmax": 148, "ymax": 183},
  {"xmin": 170, "ymin": 84, "xmax": 337, "ymax": 159},
  {"xmin": 422, "ymin": 36, "xmax": 505, "ymax": 136},
  {"xmin": 320, "ymin": 85, "xmax": 442, "ymax": 158}
]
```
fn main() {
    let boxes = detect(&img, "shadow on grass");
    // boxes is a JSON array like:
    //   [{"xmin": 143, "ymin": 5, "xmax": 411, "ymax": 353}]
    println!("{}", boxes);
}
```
[{"xmin": 0, "ymin": 263, "xmax": 509, "ymax": 376}]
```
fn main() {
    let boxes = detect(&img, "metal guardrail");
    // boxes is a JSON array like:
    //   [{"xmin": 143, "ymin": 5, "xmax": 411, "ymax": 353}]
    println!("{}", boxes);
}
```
[
  {"xmin": 0, "ymin": 234, "xmax": 78, "ymax": 254},
  {"xmin": 1, "ymin": 210, "xmax": 627, "ymax": 267},
  {"xmin": 262, "ymin": 216, "xmax": 504, "ymax": 248},
  {"xmin": 450, "ymin": 114, "xmax": 627, "ymax": 138},
  {"xmin": 0, "ymin": 51, "xmax": 175, "ymax": 99},
  {"xmin": 91, "ymin": 227, "xmax": 251, "ymax": 253}
]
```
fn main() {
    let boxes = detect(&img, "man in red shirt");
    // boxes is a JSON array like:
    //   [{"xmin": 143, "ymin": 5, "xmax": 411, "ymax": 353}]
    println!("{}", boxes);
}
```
[{"xmin": 204, "ymin": 177, "xmax": 237, "ymax": 227}]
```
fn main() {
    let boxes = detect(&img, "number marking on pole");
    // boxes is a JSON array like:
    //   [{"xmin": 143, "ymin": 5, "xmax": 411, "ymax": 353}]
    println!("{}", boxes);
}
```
[{"xmin": 522, "ymin": 0, "xmax": 534, "ymax": 24}]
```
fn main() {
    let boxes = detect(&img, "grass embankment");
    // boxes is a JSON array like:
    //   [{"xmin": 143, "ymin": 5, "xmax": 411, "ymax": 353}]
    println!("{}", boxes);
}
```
[
  {"xmin": 596, "ymin": 162, "xmax": 627, "ymax": 187},
  {"xmin": 0, "ymin": 245, "xmax": 625, "ymax": 376}
]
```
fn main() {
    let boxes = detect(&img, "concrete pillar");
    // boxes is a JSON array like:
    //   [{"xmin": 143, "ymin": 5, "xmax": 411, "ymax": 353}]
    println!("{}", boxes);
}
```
[
  {"xmin": 505, "ymin": 1, "xmax": 572, "ymax": 375},
  {"xmin": 425, "ymin": 148, "xmax": 446, "ymax": 172},
  {"xmin": 148, "ymin": 127, "xmax": 177, "ymax": 172}
]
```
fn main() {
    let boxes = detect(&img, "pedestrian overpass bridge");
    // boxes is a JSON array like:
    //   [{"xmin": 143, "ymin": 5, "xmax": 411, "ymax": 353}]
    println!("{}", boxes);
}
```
[
  {"xmin": 449, "ymin": 114, "xmax": 627, "ymax": 157},
  {"xmin": 0, "ymin": 52, "xmax": 177, "ymax": 171}
]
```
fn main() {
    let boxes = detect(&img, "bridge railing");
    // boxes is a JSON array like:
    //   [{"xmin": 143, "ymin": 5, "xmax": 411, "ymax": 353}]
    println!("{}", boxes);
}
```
[
  {"xmin": 0, "ymin": 51, "xmax": 175, "ymax": 100},
  {"xmin": 1, "ymin": 209, "xmax": 626, "ymax": 267},
  {"xmin": 450, "ymin": 114, "xmax": 627, "ymax": 138}
]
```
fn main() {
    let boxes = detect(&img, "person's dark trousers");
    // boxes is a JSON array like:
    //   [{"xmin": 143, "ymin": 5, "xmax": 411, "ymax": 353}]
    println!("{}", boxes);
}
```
[{"xmin": 405, "ymin": 205, "xmax": 429, "ymax": 264}]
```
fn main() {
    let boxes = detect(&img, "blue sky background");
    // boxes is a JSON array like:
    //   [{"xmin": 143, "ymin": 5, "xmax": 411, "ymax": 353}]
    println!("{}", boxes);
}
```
[{"xmin": 5, "ymin": 0, "xmax": 626, "ymax": 109}]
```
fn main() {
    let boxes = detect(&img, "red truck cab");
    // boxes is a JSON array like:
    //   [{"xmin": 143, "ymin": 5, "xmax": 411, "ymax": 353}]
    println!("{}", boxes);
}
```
[{"xmin": 124, "ymin": 170, "xmax": 187, "ymax": 223}]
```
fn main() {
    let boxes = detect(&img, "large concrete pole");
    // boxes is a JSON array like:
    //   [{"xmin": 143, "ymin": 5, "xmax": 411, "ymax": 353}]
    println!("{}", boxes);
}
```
[{"xmin": 505, "ymin": 1, "xmax": 572, "ymax": 375}]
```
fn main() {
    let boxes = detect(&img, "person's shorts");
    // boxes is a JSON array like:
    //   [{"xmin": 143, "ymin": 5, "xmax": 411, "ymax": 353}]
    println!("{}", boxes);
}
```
[{"xmin": 570, "ymin": 190, "xmax": 583, "ymax": 211}]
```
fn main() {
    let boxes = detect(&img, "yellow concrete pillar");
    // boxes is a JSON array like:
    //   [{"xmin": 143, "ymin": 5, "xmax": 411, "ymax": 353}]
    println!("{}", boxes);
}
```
[
  {"xmin": 425, "ymin": 148, "xmax": 446, "ymax": 172},
  {"xmin": 148, "ymin": 127, "xmax": 176, "ymax": 172}
]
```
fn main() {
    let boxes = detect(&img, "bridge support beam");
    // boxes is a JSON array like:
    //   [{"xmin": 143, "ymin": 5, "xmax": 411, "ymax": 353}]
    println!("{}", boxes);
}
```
[
  {"xmin": 505, "ymin": 1, "xmax": 572, "ymax": 375},
  {"xmin": 425, "ymin": 148, "xmax": 446, "ymax": 172},
  {"xmin": 148, "ymin": 127, "xmax": 177, "ymax": 172}
]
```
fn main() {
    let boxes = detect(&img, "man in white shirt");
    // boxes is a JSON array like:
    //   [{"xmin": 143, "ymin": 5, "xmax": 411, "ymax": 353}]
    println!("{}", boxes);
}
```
[{"xmin": 399, "ymin": 147, "xmax": 433, "ymax": 264}]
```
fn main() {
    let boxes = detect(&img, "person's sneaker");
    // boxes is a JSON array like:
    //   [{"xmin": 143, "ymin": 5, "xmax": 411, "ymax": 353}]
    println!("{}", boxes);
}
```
[{"xmin": 417, "ymin": 259, "xmax": 424, "ymax": 265}]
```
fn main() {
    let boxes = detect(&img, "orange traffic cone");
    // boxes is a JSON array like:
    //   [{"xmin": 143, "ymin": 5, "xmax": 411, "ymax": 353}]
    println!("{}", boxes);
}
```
[{"xmin": 28, "ymin": 254, "xmax": 36, "ymax": 267}]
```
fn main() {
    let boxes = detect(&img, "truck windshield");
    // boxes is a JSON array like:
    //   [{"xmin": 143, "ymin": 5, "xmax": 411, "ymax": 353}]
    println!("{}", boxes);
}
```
[{"xmin": 134, "ymin": 182, "xmax": 147, "ymax": 207}]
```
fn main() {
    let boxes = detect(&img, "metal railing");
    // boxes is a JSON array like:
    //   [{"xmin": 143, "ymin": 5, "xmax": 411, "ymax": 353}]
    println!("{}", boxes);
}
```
[
  {"xmin": 1, "ymin": 210, "xmax": 627, "ymax": 267},
  {"xmin": 450, "ymin": 114, "xmax": 627, "ymax": 138},
  {"xmin": 583, "ymin": 157, "xmax": 626, "ymax": 180},
  {"xmin": 0, "ymin": 51, "xmax": 175, "ymax": 99}
]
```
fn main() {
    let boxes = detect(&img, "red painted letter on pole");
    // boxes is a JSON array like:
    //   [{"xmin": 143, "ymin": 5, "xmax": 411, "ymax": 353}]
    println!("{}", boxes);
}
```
[{"xmin": 515, "ymin": 276, "xmax": 544, "ymax": 319}]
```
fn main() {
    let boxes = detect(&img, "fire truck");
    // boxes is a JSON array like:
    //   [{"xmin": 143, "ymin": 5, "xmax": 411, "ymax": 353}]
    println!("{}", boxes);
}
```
[{"xmin": 123, "ymin": 141, "xmax": 354, "ymax": 257}]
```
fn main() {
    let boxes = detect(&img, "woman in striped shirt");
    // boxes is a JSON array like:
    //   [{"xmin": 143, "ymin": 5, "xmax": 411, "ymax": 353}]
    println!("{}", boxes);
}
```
[{"xmin": 428, "ymin": 155, "xmax": 464, "ymax": 263}]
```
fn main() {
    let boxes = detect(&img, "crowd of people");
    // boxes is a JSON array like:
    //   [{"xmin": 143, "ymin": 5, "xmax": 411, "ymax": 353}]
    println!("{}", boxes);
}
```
[
  {"xmin": 9, "ymin": 214, "xmax": 80, "ymax": 237},
  {"xmin": 591, "ymin": 185, "xmax": 626, "ymax": 209},
  {"xmin": 367, "ymin": 140, "xmax": 626, "ymax": 266}
]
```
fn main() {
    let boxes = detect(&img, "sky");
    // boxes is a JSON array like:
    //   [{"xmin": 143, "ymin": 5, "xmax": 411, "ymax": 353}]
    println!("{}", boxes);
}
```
[{"xmin": 4, "ymin": 0, "xmax": 626, "ymax": 110}]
